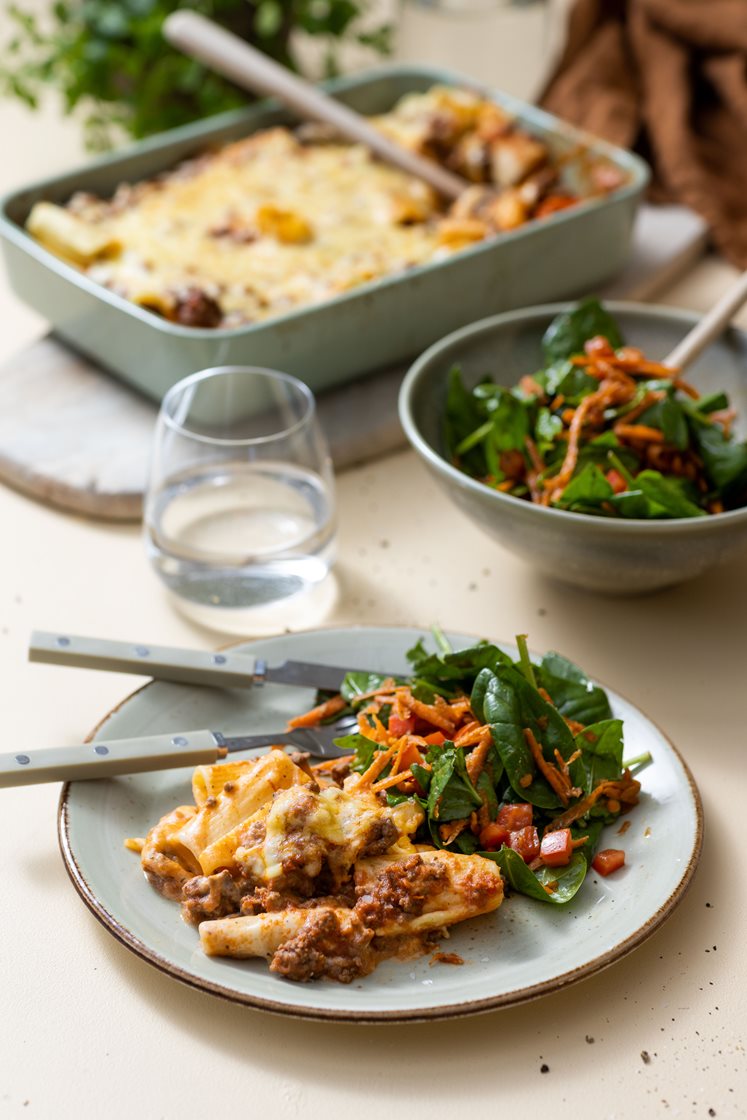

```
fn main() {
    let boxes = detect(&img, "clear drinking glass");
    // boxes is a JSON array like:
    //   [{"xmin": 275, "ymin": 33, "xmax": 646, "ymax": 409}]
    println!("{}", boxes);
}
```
[{"xmin": 144, "ymin": 365, "xmax": 337, "ymax": 634}]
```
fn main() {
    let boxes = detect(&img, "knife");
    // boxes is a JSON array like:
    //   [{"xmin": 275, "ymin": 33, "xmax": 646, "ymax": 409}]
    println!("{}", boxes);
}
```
[
  {"xmin": 29, "ymin": 630, "xmax": 359, "ymax": 693},
  {"xmin": 0, "ymin": 718, "xmax": 357, "ymax": 788}
]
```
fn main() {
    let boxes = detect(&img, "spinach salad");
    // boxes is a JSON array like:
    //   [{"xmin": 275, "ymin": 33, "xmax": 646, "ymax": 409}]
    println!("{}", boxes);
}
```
[
  {"xmin": 312, "ymin": 633, "xmax": 651, "ymax": 906},
  {"xmin": 444, "ymin": 299, "xmax": 747, "ymax": 518}
]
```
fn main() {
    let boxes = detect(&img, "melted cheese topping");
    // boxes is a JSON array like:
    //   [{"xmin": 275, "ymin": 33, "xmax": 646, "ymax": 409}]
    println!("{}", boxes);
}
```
[
  {"xmin": 237, "ymin": 783, "xmax": 420, "ymax": 884},
  {"xmin": 25, "ymin": 86, "xmax": 578, "ymax": 328},
  {"xmin": 88, "ymin": 130, "xmax": 447, "ymax": 324}
]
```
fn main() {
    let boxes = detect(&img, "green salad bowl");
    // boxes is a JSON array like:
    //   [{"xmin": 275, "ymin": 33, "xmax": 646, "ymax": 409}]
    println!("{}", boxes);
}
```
[{"xmin": 398, "ymin": 302, "xmax": 747, "ymax": 594}]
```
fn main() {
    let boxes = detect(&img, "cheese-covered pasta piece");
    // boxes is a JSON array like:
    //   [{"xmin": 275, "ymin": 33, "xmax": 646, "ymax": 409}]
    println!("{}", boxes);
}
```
[
  {"xmin": 175, "ymin": 749, "xmax": 308, "ymax": 864},
  {"xmin": 234, "ymin": 782, "xmax": 419, "ymax": 890},
  {"xmin": 191, "ymin": 757, "xmax": 262, "ymax": 807},
  {"xmin": 26, "ymin": 201, "xmax": 120, "ymax": 266}
]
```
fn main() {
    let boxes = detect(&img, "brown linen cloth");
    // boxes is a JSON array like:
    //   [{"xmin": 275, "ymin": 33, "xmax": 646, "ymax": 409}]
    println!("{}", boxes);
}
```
[{"xmin": 539, "ymin": 0, "xmax": 747, "ymax": 267}]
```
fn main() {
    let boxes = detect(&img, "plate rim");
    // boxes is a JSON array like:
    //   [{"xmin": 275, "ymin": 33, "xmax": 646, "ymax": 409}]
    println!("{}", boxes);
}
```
[{"xmin": 57, "ymin": 624, "xmax": 704, "ymax": 1023}]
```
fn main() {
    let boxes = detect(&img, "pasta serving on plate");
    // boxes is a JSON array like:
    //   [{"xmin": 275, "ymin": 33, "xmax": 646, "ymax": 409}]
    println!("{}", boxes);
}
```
[{"xmin": 130, "ymin": 747, "xmax": 504, "ymax": 983}]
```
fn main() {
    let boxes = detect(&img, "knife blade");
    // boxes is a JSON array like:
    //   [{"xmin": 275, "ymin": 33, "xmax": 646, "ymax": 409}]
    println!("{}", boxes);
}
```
[{"xmin": 29, "ymin": 631, "xmax": 374, "ymax": 692}]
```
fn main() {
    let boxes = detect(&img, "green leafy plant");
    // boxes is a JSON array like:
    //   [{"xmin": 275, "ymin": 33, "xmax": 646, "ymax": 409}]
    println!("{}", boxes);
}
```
[{"xmin": 1, "ymin": 0, "xmax": 393, "ymax": 149}]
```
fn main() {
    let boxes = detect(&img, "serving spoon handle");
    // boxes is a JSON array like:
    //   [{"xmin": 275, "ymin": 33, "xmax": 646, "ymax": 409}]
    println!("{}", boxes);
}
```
[
  {"xmin": 163, "ymin": 10, "xmax": 467, "ymax": 201},
  {"xmin": 664, "ymin": 268, "xmax": 747, "ymax": 370}
]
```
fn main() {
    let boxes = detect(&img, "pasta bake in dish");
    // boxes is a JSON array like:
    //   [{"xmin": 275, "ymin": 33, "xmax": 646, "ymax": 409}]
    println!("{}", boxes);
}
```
[{"xmin": 25, "ymin": 86, "xmax": 624, "ymax": 330}]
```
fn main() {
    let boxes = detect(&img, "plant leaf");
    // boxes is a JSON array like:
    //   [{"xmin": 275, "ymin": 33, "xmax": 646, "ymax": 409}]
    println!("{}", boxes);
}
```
[
  {"xmin": 542, "ymin": 298, "xmax": 624, "ymax": 363},
  {"xmin": 486, "ymin": 847, "xmax": 588, "ymax": 903},
  {"xmin": 569, "ymin": 719, "xmax": 624, "ymax": 794}
]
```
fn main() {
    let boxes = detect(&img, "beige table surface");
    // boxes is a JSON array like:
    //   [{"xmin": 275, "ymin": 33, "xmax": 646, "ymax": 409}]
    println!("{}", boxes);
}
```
[{"xmin": 1, "ymin": 34, "xmax": 746, "ymax": 1120}]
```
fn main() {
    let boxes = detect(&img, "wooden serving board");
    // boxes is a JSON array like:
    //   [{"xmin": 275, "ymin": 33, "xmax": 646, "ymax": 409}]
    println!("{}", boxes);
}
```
[
  {"xmin": 0, "ymin": 204, "xmax": 708, "ymax": 522},
  {"xmin": 0, "ymin": 338, "xmax": 408, "ymax": 521}
]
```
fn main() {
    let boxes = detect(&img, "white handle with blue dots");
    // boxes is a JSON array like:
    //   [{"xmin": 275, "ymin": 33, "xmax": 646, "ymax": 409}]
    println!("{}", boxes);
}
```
[
  {"xmin": 29, "ymin": 631, "xmax": 261, "ymax": 689},
  {"xmin": 0, "ymin": 730, "xmax": 222, "ymax": 787}
]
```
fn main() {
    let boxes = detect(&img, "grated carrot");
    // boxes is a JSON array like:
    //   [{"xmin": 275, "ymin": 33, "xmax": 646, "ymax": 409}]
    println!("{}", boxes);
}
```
[
  {"xmin": 524, "ymin": 727, "xmax": 572, "ymax": 805},
  {"xmin": 371, "ymin": 768, "xmax": 414, "ymax": 793},
  {"xmin": 287, "ymin": 694, "xmax": 346, "ymax": 729},
  {"xmin": 614, "ymin": 423, "xmax": 666, "ymax": 443},
  {"xmin": 311, "ymin": 754, "xmax": 355, "ymax": 771},
  {"xmin": 356, "ymin": 743, "xmax": 399, "ymax": 786},
  {"xmin": 465, "ymin": 731, "xmax": 492, "ymax": 785}
]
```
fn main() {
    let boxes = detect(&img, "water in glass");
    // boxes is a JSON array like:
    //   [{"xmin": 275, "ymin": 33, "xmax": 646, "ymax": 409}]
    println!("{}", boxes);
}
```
[{"xmin": 144, "ymin": 366, "xmax": 337, "ymax": 633}]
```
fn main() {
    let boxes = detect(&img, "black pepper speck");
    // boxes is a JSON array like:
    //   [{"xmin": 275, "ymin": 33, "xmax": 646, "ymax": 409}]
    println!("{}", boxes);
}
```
[
  {"xmin": 641, "ymin": 1051, "xmax": 651, "ymax": 1064},
  {"xmin": 540, "ymin": 1064, "xmax": 549, "ymax": 1074}
]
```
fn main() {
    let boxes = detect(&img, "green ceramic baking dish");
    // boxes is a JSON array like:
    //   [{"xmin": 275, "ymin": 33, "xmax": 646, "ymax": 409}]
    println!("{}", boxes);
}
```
[{"xmin": 0, "ymin": 64, "xmax": 649, "ymax": 403}]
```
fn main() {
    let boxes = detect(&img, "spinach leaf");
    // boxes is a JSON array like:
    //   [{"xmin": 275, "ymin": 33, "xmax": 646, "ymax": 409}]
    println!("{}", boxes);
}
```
[
  {"xmin": 542, "ymin": 298, "xmax": 624, "ymax": 363},
  {"xmin": 634, "ymin": 470, "xmax": 706, "ymax": 518},
  {"xmin": 486, "ymin": 847, "xmax": 588, "ymax": 904},
  {"xmin": 335, "ymin": 733, "xmax": 379, "ymax": 773},
  {"xmin": 638, "ymin": 396, "xmax": 689, "ymax": 450},
  {"xmin": 406, "ymin": 640, "xmax": 513, "ymax": 693},
  {"xmin": 443, "ymin": 365, "xmax": 489, "ymax": 475},
  {"xmin": 539, "ymin": 357, "xmax": 598, "ymax": 403},
  {"xmin": 693, "ymin": 391, "xmax": 729, "ymax": 415},
  {"xmin": 470, "ymin": 667, "xmax": 494, "ymax": 724},
  {"xmin": 535, "ymin": 406, "xmax": 563, "ymax": 448},
  {"xmin": 411, "ymin": 762, "xmax": 432, "ymax": 795},
  {"xmin": 478, "ymin": 666, "xmax": 577, "ymax": 809},
  {"xmin": 569, "ymin": 719, "xmax": 624, "ymax": 795},
  {"xmin": 483, "ymin": 387, "xmax": 531, "ymax": 452},
  {"xmin": 538, "ymin": 652, "xmax": 612, "ymax": 725},
  {"xmin": 554, "ymin": 463, "xmax": 613, "ymax": 511},
  {"xmin": 690, "ymin": 421, "xmax": 747, "ymax": 494},
  {"xmin": 341, "ymin": 671, "xmax": 395, "ymax": 703},
  {"xmin": 609, "ymin": 489, "xmax": 660, "ymax": 518},
  {"xmin": 577, "ymin": 432, "xmax": 638, "ymax": 474},
  {"xmin": 426, "ymin": 745, "xmax": 483, "ymax": 821}
]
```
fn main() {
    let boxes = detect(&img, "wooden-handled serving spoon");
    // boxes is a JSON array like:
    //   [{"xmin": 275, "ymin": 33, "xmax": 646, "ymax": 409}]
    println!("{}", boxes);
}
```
[{"xmin": 163, "ymin": 9, "xmax": 468, "ymax": 201}]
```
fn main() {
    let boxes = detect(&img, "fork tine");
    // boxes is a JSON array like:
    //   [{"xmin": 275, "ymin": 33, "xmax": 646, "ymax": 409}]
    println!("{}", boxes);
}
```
[{"xmin": 288, "ymin": 715, "xmax": 359, "ymax": 759}]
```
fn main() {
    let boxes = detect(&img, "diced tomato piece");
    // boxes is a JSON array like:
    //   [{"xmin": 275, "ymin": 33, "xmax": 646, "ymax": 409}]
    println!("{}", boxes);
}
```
[
  {"xmin": 591, "ymin": 849, "xmax": 626, "ymax": 876},
  {"xmin": 540, "ymin": 829, "xmax": 574, "ymax": 867},
  {"xmin": 605, "ymin": 468, "xmax": 628, "ymax": 495},
  {"xmin": 479, "ymin": 822, "xmax": 511, "ymax": 851},
  {"xmin": 497, "ymin": 803, "xmax": 533, "ymax": 830},
  {"xmin": 396, "ymin": 742, "xmax": 424, "ymax": 772},
  {"xmin": 388, "ymin": 714, "xmax": 416, "ymax": 737},
  {"xmin": 423, "ymin": 730, "xmax": 447, "ymax": 745},
  {"xmin": 509, "ymin": 826, "xmax": 540, "ymax": 863}
]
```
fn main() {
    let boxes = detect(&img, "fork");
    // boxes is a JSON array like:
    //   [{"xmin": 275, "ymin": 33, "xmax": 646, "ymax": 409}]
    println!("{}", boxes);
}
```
[{"xmin": 0, "ymin": 714, "xmax": 360, "ymax": 788}]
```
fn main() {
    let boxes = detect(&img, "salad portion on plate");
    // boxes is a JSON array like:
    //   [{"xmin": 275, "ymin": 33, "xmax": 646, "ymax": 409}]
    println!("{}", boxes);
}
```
[{"xmin": 59, "ymin": 627, "xmax": 702, "ymax": 1021}]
